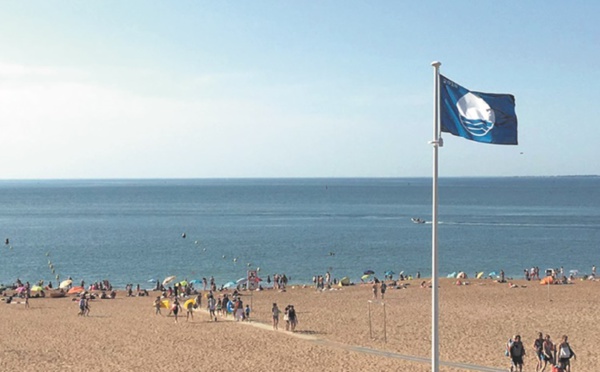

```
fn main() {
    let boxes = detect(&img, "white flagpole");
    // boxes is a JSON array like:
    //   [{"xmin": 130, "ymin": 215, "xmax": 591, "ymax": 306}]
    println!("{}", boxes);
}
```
[{"xmin": 430, "ymin": 61, "xmax": 442, "ymax": 372}]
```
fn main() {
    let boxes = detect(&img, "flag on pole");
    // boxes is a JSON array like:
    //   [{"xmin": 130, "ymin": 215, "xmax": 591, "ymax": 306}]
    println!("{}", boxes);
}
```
[{"xmin": 440, "ymin": 75, "xmax": 518, "ymax": 145}]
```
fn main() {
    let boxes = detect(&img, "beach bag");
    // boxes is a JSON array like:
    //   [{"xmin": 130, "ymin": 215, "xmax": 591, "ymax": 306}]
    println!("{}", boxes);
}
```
[{"xmin": 559, "ymin": 345, "xmax": 571, "ymax": 359}]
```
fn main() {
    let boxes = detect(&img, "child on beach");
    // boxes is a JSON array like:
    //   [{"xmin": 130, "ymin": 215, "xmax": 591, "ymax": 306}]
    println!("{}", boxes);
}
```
[
  {"xmin": 154, "ymin": 296, "xmax": 162, "ymax": 315},
  {"xmin": 245, "ymin": 304, "xmax": 251, "ymax": 321}
]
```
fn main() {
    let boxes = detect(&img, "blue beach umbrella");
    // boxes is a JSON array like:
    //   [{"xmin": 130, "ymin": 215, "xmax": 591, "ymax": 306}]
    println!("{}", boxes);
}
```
[
  {"xmin": 447, "ymin": 272, "xmax": 456, "ymax": 278},
  {"xmin": 384, "ymin": 270, "xmax": 395, "ymax": 276},
  {"xmin": 147, "ymin": 278, "xmax": 157, "ymax": 283},
  {"xmin": 223, "ymin": 281, "xmax": 236, "ymax": 289},
  {"xmin": 189, "ymin": 279, "xmax": 202, "ymax": 285}
]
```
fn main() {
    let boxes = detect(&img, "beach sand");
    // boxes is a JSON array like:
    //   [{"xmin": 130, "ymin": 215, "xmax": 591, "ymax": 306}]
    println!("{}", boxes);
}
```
[{"xmin": 1, "ymin": 278, "xmax": 597, "ymax": 371}]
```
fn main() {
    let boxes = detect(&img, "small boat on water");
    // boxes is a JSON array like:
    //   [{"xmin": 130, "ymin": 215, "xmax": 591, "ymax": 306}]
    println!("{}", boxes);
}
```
[{"xmin": 411, "ymin": 218, "xmax": 426, "ymax": 224}]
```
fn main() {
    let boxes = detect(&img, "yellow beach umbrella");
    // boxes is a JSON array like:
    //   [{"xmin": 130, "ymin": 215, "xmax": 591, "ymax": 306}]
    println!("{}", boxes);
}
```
[{"xmin": 31, "ymin": 285, "xmax": 44, "ymax": 292}]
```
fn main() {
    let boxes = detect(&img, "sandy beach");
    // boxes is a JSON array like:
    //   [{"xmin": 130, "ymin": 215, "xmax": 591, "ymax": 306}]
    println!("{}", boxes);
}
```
[{"xmin": 1, "ymin": 278, "xmax": 598, "ymax": 371}]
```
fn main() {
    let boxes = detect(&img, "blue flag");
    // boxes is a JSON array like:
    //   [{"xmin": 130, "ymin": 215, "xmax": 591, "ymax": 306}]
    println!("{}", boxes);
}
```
[{"xmin": 440, "ymin": 75, "xmax": 518, "ymax": 145}]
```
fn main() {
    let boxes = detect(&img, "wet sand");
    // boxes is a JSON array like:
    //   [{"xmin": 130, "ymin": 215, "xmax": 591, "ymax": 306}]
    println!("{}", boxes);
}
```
[{"xmin": 1, "ymin": 278, "xmax": 597, "ymax": 371}]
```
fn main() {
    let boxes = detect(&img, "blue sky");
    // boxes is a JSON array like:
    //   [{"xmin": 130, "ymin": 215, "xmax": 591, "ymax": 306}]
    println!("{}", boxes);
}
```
[{"xmin": 0, "ymin": 1, "xmax": 598, "ymax": 179}]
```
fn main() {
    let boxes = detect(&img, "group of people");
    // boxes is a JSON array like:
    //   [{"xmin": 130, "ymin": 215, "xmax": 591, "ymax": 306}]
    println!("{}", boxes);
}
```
[
  {"xmin": 507, "ymin": 333, "xmax": 576, "ymax": 372},
  {"xmin": 270, "ymin": 303, "xmax": 298, "ymax": 332}
]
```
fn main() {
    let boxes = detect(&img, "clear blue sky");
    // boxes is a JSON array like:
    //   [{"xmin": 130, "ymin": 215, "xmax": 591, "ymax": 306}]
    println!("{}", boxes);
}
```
[{"xmin": 0, "ymin": 1, "xmax": 598, "ymax": 179}]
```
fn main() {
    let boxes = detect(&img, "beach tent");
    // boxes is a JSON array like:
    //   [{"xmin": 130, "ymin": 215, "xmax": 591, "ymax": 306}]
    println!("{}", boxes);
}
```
[
  {"xmin": 339, "ymin": 277, "xmax": 350, "ymax": 286},
  {"xmin": 540, "ymin": 276, "xmax": 554, "ymax": 285}
]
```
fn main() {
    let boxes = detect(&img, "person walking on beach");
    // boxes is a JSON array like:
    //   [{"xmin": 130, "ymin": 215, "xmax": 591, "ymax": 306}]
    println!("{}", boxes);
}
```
[
  {"xmin": 154, "ymin": 296, "xmax": 162, "ymax": 315},
  {"xmin": 556, "ymin": 335, "xmax": 576, "ymax": 371},
  {"xmin": 171, "ymin": 298, "xmax": 182, "ymax": 323},
  {"xmin": 287, "ymin": 305, "xmax": 298, "ymax": 332},
  {"xmin": 185, "ymin": 300, "xmax": 194, "ymax": 321},
  {"xmin": 508, "ymin": 334, "xmax": 525, "ymax": 372},
  {"xmin": 272, "ymin": 303, "xmax": 280, "ymax": 330},
  {"xmin": 533, "ymin": 332, "xmax": 544, "ymax": 372},
  {"xmin": 78, "ymin": 296, "xmax": 86, "ymax": 316},
  {"xmin": 207, "ymin": 295, "xmax": 217, "ymax": 321},
  {"xmin": 372, "ymin": 282, "xmax": 378, "ymax": 299},
  {"xmin": 541, "ymin": 334, "xmax": 555, "ymax": 371},
  {"xmin": 380, "ymin": 282, "xmax": 387, "ymax": 300}
]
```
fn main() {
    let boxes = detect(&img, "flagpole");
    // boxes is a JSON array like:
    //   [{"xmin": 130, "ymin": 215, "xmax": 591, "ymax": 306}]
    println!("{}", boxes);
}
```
[{"xmin": 430, "ymin": 60, "xmax": 441, "ymax": 372}]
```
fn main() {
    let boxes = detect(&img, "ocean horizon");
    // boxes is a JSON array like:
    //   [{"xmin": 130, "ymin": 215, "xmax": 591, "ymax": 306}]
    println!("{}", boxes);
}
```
[{"xmin": 1, "ymin": 176, "xmax": 598, "ymax": 288}]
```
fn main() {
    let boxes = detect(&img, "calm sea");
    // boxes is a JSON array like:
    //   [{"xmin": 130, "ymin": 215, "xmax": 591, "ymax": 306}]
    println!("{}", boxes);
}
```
[{"xmin": 0, "ymin": 177, "xmax": 598, "ymax": 288}]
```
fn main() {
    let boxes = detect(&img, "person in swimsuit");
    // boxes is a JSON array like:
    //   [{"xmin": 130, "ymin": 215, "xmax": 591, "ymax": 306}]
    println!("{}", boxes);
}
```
[
  {"xmin": 533, "ymin": 332, "xmax": 544, "ymax": 372},
  {"xmin": 272, "ymin": 303, "xmax": 280, "ymax": 330},
  {"xmin": 172, "ymin": 298, "xmax": 181, "ymax": 323},
  {"xmin": 542, "ymin": 334, "xmax": 555, "ymax": 371}
]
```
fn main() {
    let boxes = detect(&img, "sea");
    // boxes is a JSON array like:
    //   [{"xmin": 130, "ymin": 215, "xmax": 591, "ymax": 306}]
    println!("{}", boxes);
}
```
[{"xmin": 0, "ymin": 177, "xmax": 599, "ymax": 288}]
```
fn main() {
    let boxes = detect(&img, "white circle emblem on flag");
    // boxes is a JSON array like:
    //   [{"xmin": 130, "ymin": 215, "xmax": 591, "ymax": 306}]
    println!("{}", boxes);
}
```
[{"xmin": 456, "ymin": 92, "xmax": 495, "ymax": 137}]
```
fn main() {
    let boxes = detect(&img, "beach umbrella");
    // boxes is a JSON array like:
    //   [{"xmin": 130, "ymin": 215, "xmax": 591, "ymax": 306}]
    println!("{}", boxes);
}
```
[
  {"xmin": 179, "ymin": 280, "xmax": 188, "ymax": 287},
  {"xmin": 162, "ymin": 276, "xmax": 176, "ymax": 286},
  {"xmin": 384, "ymin": 270, "xmax": 395, "ymax": 276},
  {"xmin": 147, "ymin": 278, "xmax": 157, "ymax": 283},
  {"xmin": 476, "ymin": 272, "xmax": 484, "ymax": 279},
  {"xmin": 488, "ymin": 271, "xmax": 497, "ymax": 277},
  {"xmin": 361, "ymin": 274, "xmax": 372, "ymax": 280},
  {"xmin": 31, "ymin": 285, "xmax": 43, "ymax": 292},
  {"xmin": 59, "ymin": 279, "xmax": 72, "ymax": 289},
  {"xmin": 447, "ymin": 272, "xmax": 456, "ymax": 278},
  {"xmin": 189, "ymin": 279, "xmax": 202, "ymax": 285},
  {"xmin": 363, "ymin": 270, "xmax": 375, "ymax": 275},
  {"xmin": 236, "ymin": 278, "xmax": 248, "ymax": 285},
  {"xmin": 223, "ymin": 281, "xmax": 236, "ymax": 289},
  {"xmin": 67, "ymin": 286, "xmax": 84, "ymax": 295}
]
